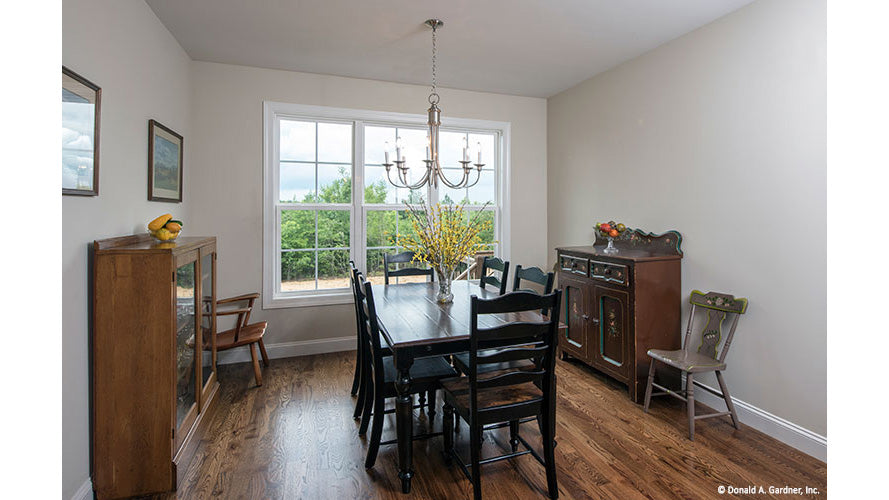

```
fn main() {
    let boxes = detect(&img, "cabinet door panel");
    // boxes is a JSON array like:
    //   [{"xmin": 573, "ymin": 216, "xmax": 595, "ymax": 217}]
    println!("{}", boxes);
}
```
[
  {"xmin": 560, "ymin": 275, "xmax": 589, "ymax": 360},
  {"xmin": 593, "ymin": 286, "xmax": 630, "ymax": 380}
]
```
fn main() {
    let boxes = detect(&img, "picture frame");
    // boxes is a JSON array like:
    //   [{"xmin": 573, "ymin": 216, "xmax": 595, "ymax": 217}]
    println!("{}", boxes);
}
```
[
  {"xmin": 148, "ymin": 119, "xmax": 184, "ymax": 202},
  {"xmin": 62, "ymin": 66, "xmax": 101, "ymax": 196}
]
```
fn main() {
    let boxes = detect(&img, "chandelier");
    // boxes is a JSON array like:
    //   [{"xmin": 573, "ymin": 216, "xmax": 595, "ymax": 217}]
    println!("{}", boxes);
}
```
[{"xmin": 382, "ymin": 19, "xmax": 484, "ymax": 190}]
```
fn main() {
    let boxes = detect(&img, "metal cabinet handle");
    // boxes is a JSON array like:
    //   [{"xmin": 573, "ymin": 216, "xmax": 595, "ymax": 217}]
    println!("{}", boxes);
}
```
[
  {"xmin": 591, "ymin": 317, "xmax": 600, "ymax": 325},
  {"xmin": 582, "ymin": 314, "xmax": 589, "ymax": 320}
]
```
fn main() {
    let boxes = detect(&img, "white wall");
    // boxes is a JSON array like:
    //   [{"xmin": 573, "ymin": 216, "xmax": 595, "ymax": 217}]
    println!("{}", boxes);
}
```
[
  {"xmin": 547, "ymin": 0, "xmax": 826, "ymax": 437},
  {"xmin": 187, "ymin": 62, "xmax": 547, "ymax": 348},
  {"xmin": 62, "ymin": 0, "xmax": 192, "ymax": 497}
]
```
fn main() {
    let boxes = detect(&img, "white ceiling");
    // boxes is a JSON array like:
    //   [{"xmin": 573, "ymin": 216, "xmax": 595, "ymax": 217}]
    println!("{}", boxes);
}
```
[{"xmin": 146, "ymin": 0, "xmax": 754, "ymax": 98}]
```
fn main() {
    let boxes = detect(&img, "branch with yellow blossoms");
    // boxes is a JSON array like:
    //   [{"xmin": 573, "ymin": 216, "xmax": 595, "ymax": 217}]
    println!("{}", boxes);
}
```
[{"xmin": 395, "ymin": 201, "xmax": 495, "ymax": 280}]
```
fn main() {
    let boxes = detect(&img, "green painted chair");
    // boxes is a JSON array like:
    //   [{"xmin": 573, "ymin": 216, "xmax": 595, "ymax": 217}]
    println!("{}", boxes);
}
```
[
  {"xmin": 479, "ymin": 256, "xmax": 509, "ymax": 295},
  {"xmin": 643, "ymin": 290, "xmax": 748, "ymax": 440}
]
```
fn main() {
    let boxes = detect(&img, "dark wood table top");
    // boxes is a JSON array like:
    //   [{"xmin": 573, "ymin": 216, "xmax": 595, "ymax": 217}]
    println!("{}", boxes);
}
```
[{"xmin": 371, "ymin": 281, "xmax": 545, "ymax": 349}]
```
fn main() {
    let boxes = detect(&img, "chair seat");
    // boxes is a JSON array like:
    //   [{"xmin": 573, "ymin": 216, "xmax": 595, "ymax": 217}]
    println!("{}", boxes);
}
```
[
  {"xmin": 382, "ymin": 355, "xmax": 457, "ymax": 384},
  {"xmin": 213, "ymin": 321, "xmax": 267, "ymax": 351},
  {"xmin": 452, "ymin": 350, "xmax": 535, "ymax": 374},
  {"xmin": 441, "ymin": 371, "xmax": 543, "ymax": 415},
  {"xmin": 647, "ymin": 348, "xmax": 726, "ymax": 373}
]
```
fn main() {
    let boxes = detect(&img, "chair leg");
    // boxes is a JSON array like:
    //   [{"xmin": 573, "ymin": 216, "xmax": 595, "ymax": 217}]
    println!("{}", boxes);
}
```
[
  {"xmin": 442, "ymin": 403, "xmax": 454, "ymax": 465},
  {"xmin": 258, "ymin": 339, "xmax": 270, "ymax": 367},
  {"xmin": 365, "ymin": 395, "xmax": 385, "ymax": 469},
  {"xmin": 686, "ymin": 373, "xmax": 695, "ymax": 441},
  {"xmin": 509, "ymin": 420, "xmax": 519, "ymax": 453},
  {"xmin": 350, "ymin": 340, "xmax": 362, "ymax": 396},
  {"xmin": 470, "ymin": 422, "xmax": 483, "ymax": 500},
  {"xmin": 419, "ymin": 392, "xmax": 427, "ymax": 413},
  {"xmin": 643, "ymin": 360, "xmax": 657, "ymax": 413},
  {"xmin": 353, "ymin": 361, "xmax": 367, "ymax": 420},
  {"xmin": 716, "ymin": 371, "xmax": 739, "ymax": 429},
  {"xmin": 358, "ymin": 377, "xmax": 374, "ymax": 435},
  {"xmin": 427, "ymin": 389, "xmax": 436, "ymax": 421},
  {"xmin": 249, "ymin": 343, "xmax": 263, "ymax": 387},
  {"xmin": 541, "ymin": 411, "xmax": 558, "ymax": 499}
]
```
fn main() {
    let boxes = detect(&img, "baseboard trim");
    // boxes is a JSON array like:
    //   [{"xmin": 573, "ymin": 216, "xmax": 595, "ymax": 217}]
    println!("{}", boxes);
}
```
[
  {"xmin": 71, "ymin": 478, "xmax": 92, "ymax": 500},
  {"xmin": 680, "ymin": 375, "xmax": 826, "ymax": 462},
  {"xmin": 214, "ymin": 336, "xmax": 355, "ymax": 365}
]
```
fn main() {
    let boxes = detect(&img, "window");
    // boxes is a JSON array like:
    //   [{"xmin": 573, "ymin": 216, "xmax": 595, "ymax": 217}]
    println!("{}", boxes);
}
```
[{"xmin": 264, "ymin": 102, "xmax": 510, "ymax": 308}]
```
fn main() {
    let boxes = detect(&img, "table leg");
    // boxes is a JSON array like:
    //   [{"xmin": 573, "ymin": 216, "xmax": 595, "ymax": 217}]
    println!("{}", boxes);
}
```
[{"xmin": 395, "ymin": 361, "xmax": 414, "ymax": 493}]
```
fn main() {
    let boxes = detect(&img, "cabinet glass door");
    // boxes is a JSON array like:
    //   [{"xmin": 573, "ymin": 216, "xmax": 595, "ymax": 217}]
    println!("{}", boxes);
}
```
[
  {"xmin": 200, "ymin": 251, "xmax": 216, "ymax": 395},
  {"xmin": 175, "ymin": 262, "xmax": 198, "ymax": 430}
]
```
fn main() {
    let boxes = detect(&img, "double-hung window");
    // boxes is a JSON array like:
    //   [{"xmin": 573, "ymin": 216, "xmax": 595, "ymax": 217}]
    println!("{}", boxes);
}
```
[{"xmin": 263, "ymin": 102, "xmax": 509, "ymax": 308}]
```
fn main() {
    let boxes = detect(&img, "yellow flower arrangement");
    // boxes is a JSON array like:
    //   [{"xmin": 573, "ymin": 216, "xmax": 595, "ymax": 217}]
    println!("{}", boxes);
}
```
[{"xmin": 397, "ymin": 202, "xmax": 494, "ymax": 302}]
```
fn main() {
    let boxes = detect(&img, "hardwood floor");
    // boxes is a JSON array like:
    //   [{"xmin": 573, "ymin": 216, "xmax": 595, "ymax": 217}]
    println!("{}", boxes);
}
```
[{"xmin": 154, "ymin": 352, "xmax": 826, "ymax": 499}]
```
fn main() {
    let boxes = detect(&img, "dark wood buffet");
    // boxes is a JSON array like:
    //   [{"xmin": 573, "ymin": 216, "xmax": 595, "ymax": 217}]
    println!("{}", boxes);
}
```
[{"xmin": 556, "ymin": 230, "xmax": 683, "ymax": 403}]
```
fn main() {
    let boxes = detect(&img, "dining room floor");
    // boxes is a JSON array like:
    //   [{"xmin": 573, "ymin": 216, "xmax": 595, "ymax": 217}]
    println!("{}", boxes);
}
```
[{"xmin": 158, "ymin": 351, "xmax": 826, "ymax": 499}]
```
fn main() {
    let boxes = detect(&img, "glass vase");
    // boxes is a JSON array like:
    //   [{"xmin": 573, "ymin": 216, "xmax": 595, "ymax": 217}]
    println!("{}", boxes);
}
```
[
  {"xmin": 603, "ymin": 236, "xmax": 618, "ymax": 254},
  {"xmin": 436, "ymin": 268, "xmax": 454, "ymax": 303}
]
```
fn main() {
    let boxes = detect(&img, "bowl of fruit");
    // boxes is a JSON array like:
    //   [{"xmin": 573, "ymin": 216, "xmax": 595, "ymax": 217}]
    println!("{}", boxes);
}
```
[
  {"xmin": 148, "ymin": 213, "xmax": 183, "ymax": 243},
  {"xmin": 594, "ymin": 220, "xmax": 627, "ymax": 254}
]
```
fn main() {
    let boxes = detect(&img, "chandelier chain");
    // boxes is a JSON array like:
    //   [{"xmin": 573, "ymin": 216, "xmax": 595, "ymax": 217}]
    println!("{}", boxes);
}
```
[{"xmin": 430, "ymin": 23, "xmax": 438, "ymax": 103}]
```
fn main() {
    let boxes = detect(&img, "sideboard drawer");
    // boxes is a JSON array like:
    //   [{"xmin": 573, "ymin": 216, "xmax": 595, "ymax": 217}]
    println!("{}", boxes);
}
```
[
  {"xmin": 559, "ymin": 254, "xmax": 589, "ymax": 276},
  {"xmin": 590, "ymin": 260, "xmax": 629, "ymax": 286}
]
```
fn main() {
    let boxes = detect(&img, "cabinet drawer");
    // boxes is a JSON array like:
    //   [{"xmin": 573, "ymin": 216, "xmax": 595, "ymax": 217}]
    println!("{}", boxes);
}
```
[
  {"xmin": 590, "ymin": 261, "xmax": 629, "ymax": 286},
  {"xmin": 559, "ymin": 254, "xmax": 589, "ymax": 276}
]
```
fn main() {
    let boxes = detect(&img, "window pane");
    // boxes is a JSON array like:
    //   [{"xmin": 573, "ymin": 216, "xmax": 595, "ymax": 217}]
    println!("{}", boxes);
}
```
[
  {"xmin": 470, "ymin": 210, "xmax": 496, "ymax": 246},
  {"xmin": 469, "ymin": 132, "xmax": 495, "ymax": 169},
  {"xmin": 439, "ymin": 131, "xmax": 467, "ymax": 166},
  {"xmin": 365, "ymin": 125, "xmax": 395, "ymax": 165},
  {"xmin": 318, "ymin": 210, "xmax": 350, "ymax": 248},
  {"xmin": 280, "ymin": 162, "xmax": 314, "ymax": 203},
  {"xmin": 280, "ymin": 120, "xmax": 315, "ymax": 162},
  {"xmin": 439, "ymin": 169, "xmax": 467, "ymax": 205},
  {"xmin": 365, "ymin": 248, "xmax": 391, "ymax": 285},
  {"xmin": 317, "ymin": 250, "xmax": 350, "ymax": 289},
  {"xmin": 468, "ymin": 169, "xmax": 495, "ymax": 205},
  {"xmin": 395, "ymin": 128, "xmax": 429, "ymax": 204},
  {"xmin": 281, "ymin": 210, "xmax": 315, "ymax": 250},
  {"xmin": 317, "ymin": 164, "xmax": 351, "ymax": 203},
  {"xmin": 281, "ymin": 251, "xmax": 315, "ymax": 291},
  {"xmin": 364, "ymin": 165, "xmax": 396, "ymax": 204},
  {"xmin": 366, "ymin": 210, "xmax": 396, "ymax": 247},
  {"xmin": 317, "ymin": 122, "xmax": 352, "ymax": 163},
  {"xmin": 397, "ymin": 209, "xmax": 422, "ymax": 246}
]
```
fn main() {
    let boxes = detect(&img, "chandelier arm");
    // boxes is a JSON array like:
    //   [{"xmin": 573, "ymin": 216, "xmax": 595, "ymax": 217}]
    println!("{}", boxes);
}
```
[
  {"xmin": 461, "ymin": 168, "xmax": 483, "ymax": 189},
  {"xmin": 436, "ymin": 166, "xmax": 472, "ymax": 189},
  {"xmin": 385, "ymin": 167, "xmax": 411, "ymax": 189},
  {"xmin": 395, "ymin": 163, "xmax": 431, "ymax": 191}
]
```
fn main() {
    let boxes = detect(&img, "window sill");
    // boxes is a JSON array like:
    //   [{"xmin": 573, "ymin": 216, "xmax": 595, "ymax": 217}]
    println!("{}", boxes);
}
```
[{"xmin": 262, "ymin": 290, "xmax": 354, "ymax": 310}]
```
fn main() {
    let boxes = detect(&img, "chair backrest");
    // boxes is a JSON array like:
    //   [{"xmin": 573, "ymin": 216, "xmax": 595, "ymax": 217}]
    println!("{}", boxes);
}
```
[
  {"xmin": 356, "ymin": 274, "xmax": 388, "ymax": 388},
  {"xmin": 383, "ymin": 250, "xmax": 434, "ymax": 285},
  {"xmin": 210, "ymin": 292, "xmax": 259, "ymax": 343},
  {"xmin": 479, "ymin": 256, "xmax": 510, "ymax": 295},
  {"xmin": 348, "ymin": 260, "xmax": 362, "ymax": 342},
  {"xmin": 512, "ymin": 265, "xmax": 555, "ymax": 315},
  {"xmin": 467, "ymin": 290, "xmax": 562, "ymax": 418},
  {"xmin": 683, "ymin": 290, "xmax": 748, "ymax": 362}
]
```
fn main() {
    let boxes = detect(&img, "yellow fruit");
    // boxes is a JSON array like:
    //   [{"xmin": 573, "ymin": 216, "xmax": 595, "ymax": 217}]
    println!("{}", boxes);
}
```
[
  {"xmin": 165, "ymin": 222, "xmax": 182, "ymax": 232},
  {"xmin": 155, "ymin": 228, "xmax": 174, "ymax": 241},
  {"xmin": 148, "ymin": 214, "xmax": 173, "ymax": 231}
]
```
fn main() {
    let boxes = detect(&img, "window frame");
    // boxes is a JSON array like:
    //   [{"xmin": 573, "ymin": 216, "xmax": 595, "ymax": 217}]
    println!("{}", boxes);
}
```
[{"xmin": 263, "ymin": 101, "xmax": 511, "ymax": 309}]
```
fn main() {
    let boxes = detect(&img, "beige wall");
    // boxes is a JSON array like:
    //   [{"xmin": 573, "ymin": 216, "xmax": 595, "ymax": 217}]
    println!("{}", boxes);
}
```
[
  {"xmin": 187, "ymin": 62, "xmax": 548, "ymax": 348},
  {"xmin": 547, "ymin": 0, "xmax": 825, "ymax": 435},
  {"xmin": 62, "ymin": 0, "xmax": 192, "ymax": 497}
]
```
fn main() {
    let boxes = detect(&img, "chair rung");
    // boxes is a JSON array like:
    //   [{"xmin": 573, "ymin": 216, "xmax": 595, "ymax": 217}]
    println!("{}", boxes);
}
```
[
  {"xmin": 650, "ymin": 382, "xmax": 688, "ymax": 403},
  {"xmin": 694, "ymin": 411, "xmax": 732, "ymax": 420},
  {"xmin": 479, "ymin": 449, "xmax": 531, "ymax": 465},
  {"xmin": 380, "ymin": 430, "xmax": 442, "ymax": 446},
  {"xmin": 482, "ymin": 417, "xmax": 536, "ymax": 431}
]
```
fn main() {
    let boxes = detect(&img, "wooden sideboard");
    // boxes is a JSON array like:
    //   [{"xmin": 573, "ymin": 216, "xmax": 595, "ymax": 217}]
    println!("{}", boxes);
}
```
[
  {"xmin": 91, "ymin": 234, "xmax": 219, "ymax": 499},
  {"xmin": 556, "ymin": 230, "xmax": 683, "ymax": 403}
]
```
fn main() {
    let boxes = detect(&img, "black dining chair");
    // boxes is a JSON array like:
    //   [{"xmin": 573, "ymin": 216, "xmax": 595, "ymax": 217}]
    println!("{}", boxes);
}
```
[
  {"xmin": 383, "ymin": 250, "xmax": 434, "ymax": 285},
  {"xmin": 513, "ymin": 265, "xmax": 555, "ymax": 315},
  {"xmin": 478, "ymin": 256, "xmax": 509, "ymax": 295},
  {"xmin": 441, "ymin": 290, "xmax": 563, "ymax": 500},
  {"xmin": 355, "ymin": 271, "xmax": 458, "ymax": 469},
  {"xmin": 349, "ymin": 262, "xmax": 391, "ymax": 420}
]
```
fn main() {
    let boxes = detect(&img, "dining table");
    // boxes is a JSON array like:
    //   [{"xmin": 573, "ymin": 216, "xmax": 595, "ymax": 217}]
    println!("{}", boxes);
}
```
[{"xmin": 371, "ymin": 279, "xmax": 548, "ymax": 494}]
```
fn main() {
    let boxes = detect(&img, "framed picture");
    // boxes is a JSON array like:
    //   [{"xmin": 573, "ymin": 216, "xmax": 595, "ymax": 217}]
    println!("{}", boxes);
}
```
[
  {"xmin": 148, "ymin": 119, "xmax": 184, "ymax": 202},
  {"xmin": 62, "ymin": 66, "xmax": 101, "ymax": 196}
]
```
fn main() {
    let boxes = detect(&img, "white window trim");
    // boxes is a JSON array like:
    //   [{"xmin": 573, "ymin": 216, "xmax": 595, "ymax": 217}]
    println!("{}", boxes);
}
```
[{"xmin": 262, "ymin": 101, "xmax": 511, "ymax": 309}]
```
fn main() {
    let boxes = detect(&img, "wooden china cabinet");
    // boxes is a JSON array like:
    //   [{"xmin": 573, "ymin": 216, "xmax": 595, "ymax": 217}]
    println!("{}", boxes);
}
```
[
  {"xmin": 556, "ymin": 230, "xmax": 683, "ymax": 403},
  {"xmin": 91, "ymin": 234, "xmax": 219, "ymax": 499}
]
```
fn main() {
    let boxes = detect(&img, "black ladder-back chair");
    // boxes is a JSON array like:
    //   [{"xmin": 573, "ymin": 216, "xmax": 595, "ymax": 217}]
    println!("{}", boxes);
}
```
[
  {"xmin": 441, "ymin": 290, "xmax": 563, "ymax": 500},
  {"xmin": 512, "ymin": 265, "xmax": 555, "ymax": 315},
  {"xmin": 479, "ymin": 256, "xmax": 509, "ymax": 295},
  {"xmin": 356, "ymin": 272, "xmax": 458, "ymax": 469},
  {"xmin": 349, "ymin": 262, "xmax": 392, "ymax": 419},
  {"xmin": 383, "ymin": 250, "xmax": 434, "ymax": 285}
]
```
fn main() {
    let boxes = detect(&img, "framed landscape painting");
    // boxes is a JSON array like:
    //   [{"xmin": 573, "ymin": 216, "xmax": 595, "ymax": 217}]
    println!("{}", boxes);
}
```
[
  {"xmin": 62, "ymin": 66, "xmax": 101, "ymax": 196},
  {"xmin": 148, "ymin": 119, "xmax": 183, "ymax": 202}
]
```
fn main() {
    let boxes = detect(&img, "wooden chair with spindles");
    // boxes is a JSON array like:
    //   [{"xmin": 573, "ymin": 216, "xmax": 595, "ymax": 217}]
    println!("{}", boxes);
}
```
[{"xmin": 203, "ymin": 292, "xmax": 268, "ymax": 386}]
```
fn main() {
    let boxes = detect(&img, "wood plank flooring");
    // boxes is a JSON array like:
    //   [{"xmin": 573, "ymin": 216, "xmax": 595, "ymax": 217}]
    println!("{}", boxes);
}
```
[{"xmin": 155, "ymin": 352, "xmax": 826, "ymax": 499}]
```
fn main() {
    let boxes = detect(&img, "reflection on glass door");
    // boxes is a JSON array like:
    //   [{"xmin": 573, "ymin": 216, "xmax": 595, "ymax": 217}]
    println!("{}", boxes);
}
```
[
  {"xmin": 200, "ymin": 252, "xmax": 215, "ymax": 390},
  {"xmin": 175, "ymin": 262, "xmax": 197, "ymax": 428}
]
